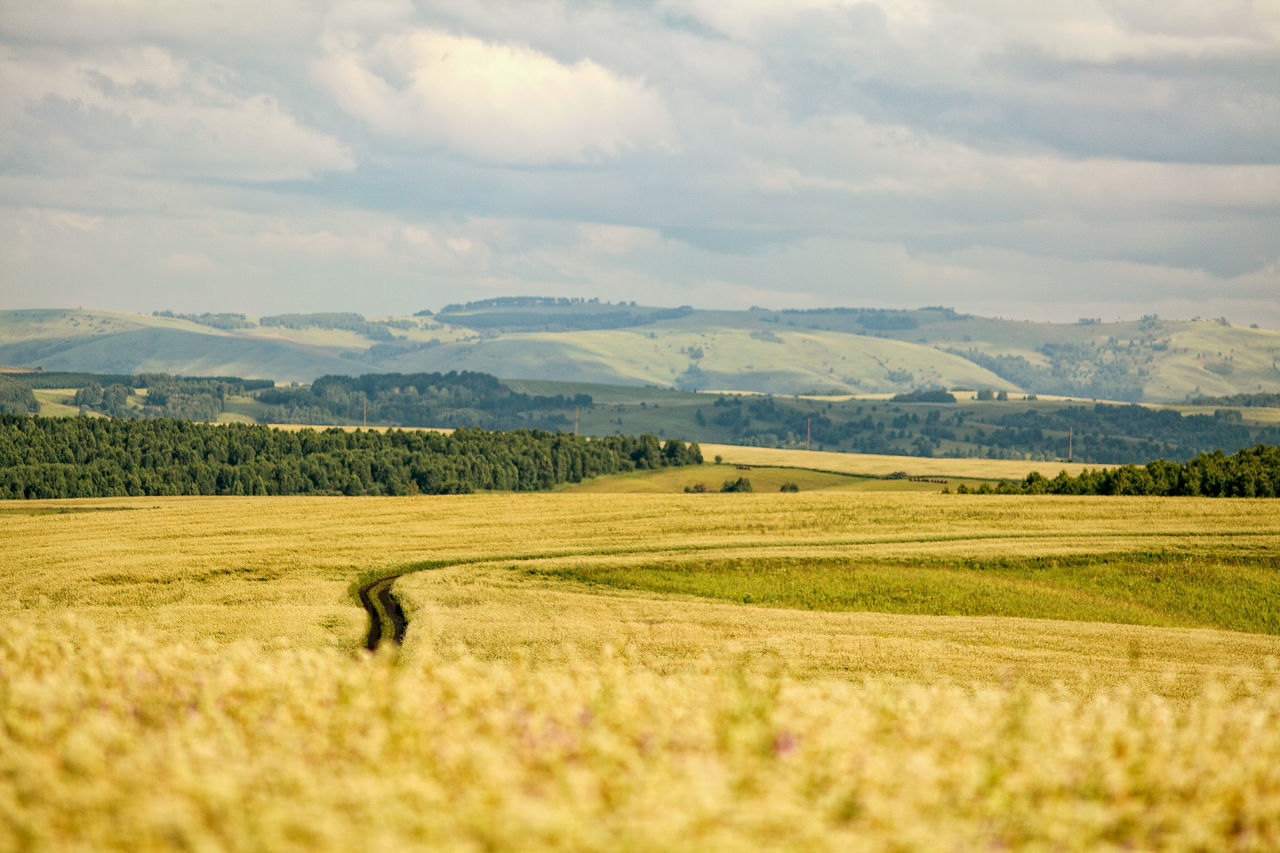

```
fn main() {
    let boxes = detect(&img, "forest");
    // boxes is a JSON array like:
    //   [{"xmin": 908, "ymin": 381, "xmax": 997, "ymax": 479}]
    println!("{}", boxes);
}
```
[
  {"xmin": 257, "ymin": 372, "xmax": 592, "ymax": 430},
  {"xmin": 0, "ymin": 415, "xmax": 701, "ymax": 499},
  {"xmin": 9, "ymin": 368, "xmax": 1280, "ymax": 465},
  {"xmin": 967, "ymin": 444, "xmax": 1280, "ymax": 497},
  {"xmin": 699, "ymin": 395, "xmax": 1280, "ymax": 463}
]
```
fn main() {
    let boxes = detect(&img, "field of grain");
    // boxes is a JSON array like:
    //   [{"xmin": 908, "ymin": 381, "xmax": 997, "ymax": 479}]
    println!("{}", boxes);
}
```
[
  {"xmin": 700, "ymin": 442, "xmax": 1102, "ymax": 479},
  {"xmin": 3, "ymin": 492, "xmax": 1279, "ymax": 850},
  {"xmin": 556, "ymin": 462, "xmax": 934, "ymax": 493}
]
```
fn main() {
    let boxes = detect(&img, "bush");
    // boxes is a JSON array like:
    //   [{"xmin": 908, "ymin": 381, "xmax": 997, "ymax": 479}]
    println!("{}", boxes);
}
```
[
  {"xmin": 721, "ymin": 477, "xmax": 753, "ymax": 493},
  {"xmin": 779, "ymin": 482, "xmax": 799, "ymax": 492}
]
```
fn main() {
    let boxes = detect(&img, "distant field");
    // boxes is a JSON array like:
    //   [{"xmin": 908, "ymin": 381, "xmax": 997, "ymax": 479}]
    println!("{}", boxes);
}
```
[
  {"xmin": 31, "ymin": 388, "xmax": 81, "ymax": 416},
  {"xmin": 4, "ymin": 493, "xmax": 1280, "ymax": 850},
  {"xmin": 559, "ymin": 462, "xmax": 967, "ymax": 493},
  {"xmin": 699, "ymin": 443, "xmax": 1103, "ymax": 479},
  {"xmin": 562, "ymin": 463, "xmax": 868, "ymax": 493}
]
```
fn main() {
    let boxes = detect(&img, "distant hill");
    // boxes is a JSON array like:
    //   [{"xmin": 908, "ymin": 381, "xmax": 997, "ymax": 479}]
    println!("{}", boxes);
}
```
[{"xmin": 2, "ymin": 303, "xmax": 1278, "ymax": 402}]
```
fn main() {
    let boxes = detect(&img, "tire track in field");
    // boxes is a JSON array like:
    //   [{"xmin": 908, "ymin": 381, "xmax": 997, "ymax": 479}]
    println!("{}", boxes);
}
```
[
  {"xmin": 358, "ymin": 575, "xmax": 406, "ymax": 651},
  {"xmin": 355, "ymin": 527, "xmax": 1275, "ymax": 649}
]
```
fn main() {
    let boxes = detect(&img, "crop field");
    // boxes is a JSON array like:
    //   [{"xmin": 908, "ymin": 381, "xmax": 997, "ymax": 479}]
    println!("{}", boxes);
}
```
[
  {"xmin": 699, "ymin": 442, "xmax": 1102, "ymax": 479},
  {"xmin": 3, "ymin": 492, "xmax": 1280, "ymax": 850}
]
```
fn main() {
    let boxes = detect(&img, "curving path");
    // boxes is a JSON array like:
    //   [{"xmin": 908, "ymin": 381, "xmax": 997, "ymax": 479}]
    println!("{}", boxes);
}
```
[{"xmin": 358, "ymin": 575, "xmax": 407, "ymax": 651}]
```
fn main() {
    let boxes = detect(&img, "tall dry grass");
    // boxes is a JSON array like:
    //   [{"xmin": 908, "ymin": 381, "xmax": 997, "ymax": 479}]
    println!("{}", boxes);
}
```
[
  {"xmin": 3, "ymin": 493, "xmax": 1280, "ymax": 849},
  {"xmin": 3, "ymin": 619, "xmax": 1278, "ymax": 852}
]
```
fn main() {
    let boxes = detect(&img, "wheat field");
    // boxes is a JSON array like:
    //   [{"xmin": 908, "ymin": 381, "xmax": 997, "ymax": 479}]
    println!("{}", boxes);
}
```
[
  {"xmin": 699, "ymin": 443, "xmax": 1102, "ymax": 479},
  {"xmin": 3, "ymin": 493, "xmax": 1279, "ymax": 850}
]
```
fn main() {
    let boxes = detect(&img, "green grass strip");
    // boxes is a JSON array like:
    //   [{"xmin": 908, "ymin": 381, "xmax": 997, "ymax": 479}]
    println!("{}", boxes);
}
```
[{"xmin": 527, "ymin": 552, "xmax": 1280, "ymax": 634}]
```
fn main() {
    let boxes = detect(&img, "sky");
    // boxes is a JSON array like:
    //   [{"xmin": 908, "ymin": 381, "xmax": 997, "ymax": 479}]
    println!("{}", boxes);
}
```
[{"xmin": 2, "ymin": 0, "xmax": 1279, "ymax": 325}]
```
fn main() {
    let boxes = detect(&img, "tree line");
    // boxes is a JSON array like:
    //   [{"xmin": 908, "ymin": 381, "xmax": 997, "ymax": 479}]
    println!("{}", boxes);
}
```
[
  {"xmin": 695, "ymin": 394, "xmax": 1280, "ymax": 464},
  {"xmin": 258, "ymin": 372, "xmax": 593, "ymax": 430},
  {"xmin": 258, "ymin": 312, "xmax": 400, "ymax": 341},
  {"xmin": 0, "ymin": 415, "xmax": 701, "ymax": 499},
  {"xmin": 959, "ymin": 444, "xmax": 1280, "ymax": 497}
]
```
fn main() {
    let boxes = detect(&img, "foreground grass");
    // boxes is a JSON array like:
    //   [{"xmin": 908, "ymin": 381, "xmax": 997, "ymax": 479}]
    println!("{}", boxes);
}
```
[
  {"xmin": 4, "ymin": 493, "xmax": 1280, "ymax": 849},
  {"xmin": 4, "ymin": 619, "xmax": 1279, "ymax": 852}
]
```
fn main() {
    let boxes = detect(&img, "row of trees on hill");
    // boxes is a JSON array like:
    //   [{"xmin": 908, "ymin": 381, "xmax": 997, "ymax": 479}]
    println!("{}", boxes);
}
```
[
  {"xmin": 1192, "ymin": 392, "xmax": 1280, "ymax": 408},
  {"xmin": 962, "ymin": 445, "xmax": 1280, "ymax": 497},
  {"xmin": 257, "ymin": 372, "xmax": 592, "ymax": 430},
  {"xmin": 152, "ymin": 311, "xmax": 252, "ymax": 330},
  {"xmin": 258, "ymin": 312, "xmax": 401, "ymax": 340},
  {"xmin": 0, "ymin": 415, "xmax": 701, "ymax": 499}
]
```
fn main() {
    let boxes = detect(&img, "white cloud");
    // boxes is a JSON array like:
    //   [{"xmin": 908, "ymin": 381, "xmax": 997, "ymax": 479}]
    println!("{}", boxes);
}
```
[
  {"xmin": 0, "ymin": 1, "xmax": 324, "ymax": 50},
  {"xmin": 316, "ymin": 27, "xmax": 676, "ymax": 164},
  {"xmin": 0, "ymin": 45, "xmax": 354, "ymax": 182},
  {"xmin": 577, "ymin": 224, "xmax": 661, "ymax": 255},
  {"xmin": 162, "ymin": 251, "xmax": 215, "ymax": 271},
  {"xmin": 1, "ymin": 1, "xmax": 1278, "ymax": 328}
]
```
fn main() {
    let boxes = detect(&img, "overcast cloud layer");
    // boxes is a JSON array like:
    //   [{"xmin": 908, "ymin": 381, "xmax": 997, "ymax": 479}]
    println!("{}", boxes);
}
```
[{"xmin": 2, "ymin": 0, "xmax": 1278, "ymax": 324}]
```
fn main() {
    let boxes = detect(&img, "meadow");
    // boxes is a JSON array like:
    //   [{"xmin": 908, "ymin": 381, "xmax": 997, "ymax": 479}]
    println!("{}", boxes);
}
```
[{"xmin": 3, "ymin": 491, "xmax": 1279, "ymax": 850}]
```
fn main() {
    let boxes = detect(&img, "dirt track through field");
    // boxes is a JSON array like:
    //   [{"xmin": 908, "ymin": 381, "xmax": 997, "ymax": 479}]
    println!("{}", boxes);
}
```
[{"xmin": 358, "ymin": 575, "xmax": 406, "ymax": 651}]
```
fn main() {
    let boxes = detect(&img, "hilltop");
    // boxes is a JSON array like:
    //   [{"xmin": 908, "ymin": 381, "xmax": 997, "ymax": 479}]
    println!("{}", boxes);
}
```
[{"xmin": 2, "ymin": 301, "xmax": 1278, "ymax": 402}]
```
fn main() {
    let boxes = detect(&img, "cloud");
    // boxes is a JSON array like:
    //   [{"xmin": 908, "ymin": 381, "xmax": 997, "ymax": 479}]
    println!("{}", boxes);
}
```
[
  {"xmin": 0, "ymin": 45, "xmax": 354, "ymax": 182},
  {"xmin": 577, "ymin": 224, "xmax": 661, "ymax": 255},
  {"xmin": 162, "ymin": 251, "xmax": 215, "ymax": 271},
  {"xmin": 1, "ymin": 1, "xmax": 1278, "ymax": 329},
  {"xmin": 316, "ymin": 27, "xmax": 676, "ymax": 164}
]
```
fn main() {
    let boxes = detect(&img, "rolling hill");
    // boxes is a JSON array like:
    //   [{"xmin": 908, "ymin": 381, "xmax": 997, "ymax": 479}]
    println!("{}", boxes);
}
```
[{"xmin": 2, "ymin": 301, "xmax": 1278, "ymax": 402}]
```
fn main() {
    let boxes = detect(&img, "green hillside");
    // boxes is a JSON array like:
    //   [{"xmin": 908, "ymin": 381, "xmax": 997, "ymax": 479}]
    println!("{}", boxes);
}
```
[
  {"xmin": 2, "ymin": 303, "xmax": 1278, "ymax": 401},
  {"xmin": 0, "ymin": 310, "xmax": 357, "ymax": 381}
]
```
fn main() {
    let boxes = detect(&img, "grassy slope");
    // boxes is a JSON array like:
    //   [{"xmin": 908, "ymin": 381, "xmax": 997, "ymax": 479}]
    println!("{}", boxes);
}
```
[
  {"xmin": 6, "ymin": 308, "xmax": 1279, "ymax": 399},
  {"xmin": 888, "ymin": 314, "xmax": 1280, "ymax": 400},
  {"xmin": 380, "ymin": 325, "xmax": 1018, "ymax": 393},
  {"xmin": 31, "ymin": 388, "xmax": 82, "ymax": 416},
  {"xmin": 0, "ymin": 325, "xmax": 358, "ymax": 382},
  {"xmin": 1154, "ymin": 321, "xmax": 1280, "ymax": 398}
]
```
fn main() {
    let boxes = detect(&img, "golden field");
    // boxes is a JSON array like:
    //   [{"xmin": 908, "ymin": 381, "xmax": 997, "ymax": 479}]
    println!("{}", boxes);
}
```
[
  {"xmin": 3, "ymin": 492, "xmax": 1280, "ymax": 850},
  {"xmin": 699, "ymin": 442, "xmax": 1103, "ymax": 479}
]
